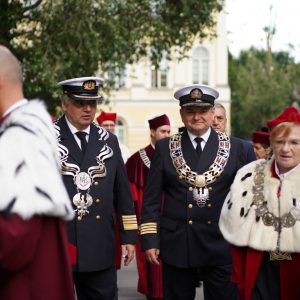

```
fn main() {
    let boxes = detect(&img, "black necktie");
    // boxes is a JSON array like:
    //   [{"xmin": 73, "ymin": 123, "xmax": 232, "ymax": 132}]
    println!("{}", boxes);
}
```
[
  {"xmin": 194, "ymin": 137, "xmax": 203, "ymax": 157},
  {"xmin": 76, "ymin": 132, "xmax": 88, "ymax": 154}
]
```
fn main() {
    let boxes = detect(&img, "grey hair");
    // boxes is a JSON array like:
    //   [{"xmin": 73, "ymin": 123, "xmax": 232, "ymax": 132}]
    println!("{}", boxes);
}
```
[
  {"xmin": 214, "ymin": 103, "xmax": 226, "ymax": 117},
  {"xmin": 61, "ymin": 94, "xmax": 71, "ymax": 103}
]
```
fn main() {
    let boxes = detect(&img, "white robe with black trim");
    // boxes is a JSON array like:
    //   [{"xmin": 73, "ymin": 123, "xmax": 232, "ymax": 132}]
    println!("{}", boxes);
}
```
[
  {"xmin": 0, "ymin": 100, "xmax": 74, "ymax": 220},
  {"xmin": 219, "ymin": 157, "xmax": 300, "ymax": 253}
]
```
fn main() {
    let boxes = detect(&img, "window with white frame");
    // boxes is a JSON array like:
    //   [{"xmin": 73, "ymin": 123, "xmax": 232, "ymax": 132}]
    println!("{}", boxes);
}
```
[
  {"xmin": 107, "ymin": 67, "xmax": 126, "ymax": 88},
  {"xmin": 192, "ymin": 47, "xmax": 209, "ymax": 85},
  {"xmin": 151, "ymin": 54, "xmax": 169, "ymax": 88},
  {"xmin": 116, "ymin": 119, "xmax": 126, "ymax": 144}
]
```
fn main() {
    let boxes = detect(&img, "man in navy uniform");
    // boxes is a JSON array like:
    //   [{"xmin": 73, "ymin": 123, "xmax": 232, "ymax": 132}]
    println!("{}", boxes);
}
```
[
  {"xmin": 56, "ymin": 77, "xmax": 138, "ymax": 300},
  {"xmin": 141, "ymin": 85, "xmax": 246, "ymax": 300}
]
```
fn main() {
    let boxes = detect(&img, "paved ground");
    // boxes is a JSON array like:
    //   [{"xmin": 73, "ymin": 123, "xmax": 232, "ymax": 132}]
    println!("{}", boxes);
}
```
[{"xmin": 118, "ymin": 258, "xmax": 204, "ymax": 300}]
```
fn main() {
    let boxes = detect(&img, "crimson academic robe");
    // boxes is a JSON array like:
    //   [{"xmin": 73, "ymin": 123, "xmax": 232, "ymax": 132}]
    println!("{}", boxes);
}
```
[
  {"xmin": 0, "ymin": 215, "xmax": 75, "ymax": 300},
  {"xmin": 220, "ymin": 159, "xmax": 300, "ymax": 300},
  {"xmin": 231, "ymin": 246, "xmax": 300, "ymax": 300},
  {"xmin": 126, "ymin": 144, "xmax": 163, "ymax": 298}
]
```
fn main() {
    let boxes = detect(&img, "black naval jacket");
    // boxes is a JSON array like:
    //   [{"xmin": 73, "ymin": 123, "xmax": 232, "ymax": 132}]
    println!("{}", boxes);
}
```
[
  {"xmin": 56, "ymin": 116, "xmax": 137, "ymax": 272},
  {"xmin": 141, "ymin": 129, "xmax": 249, "ymax": 268}
]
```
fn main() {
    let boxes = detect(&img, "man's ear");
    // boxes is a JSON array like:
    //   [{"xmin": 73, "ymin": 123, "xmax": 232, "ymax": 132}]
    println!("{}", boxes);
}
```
[
  {"xmin": 150, "ymin": 129, "xmax": 155, "ymax": 138},
  {"xmin": 61, "ymin": 100, "xmax": 67, "ymax": 112}
]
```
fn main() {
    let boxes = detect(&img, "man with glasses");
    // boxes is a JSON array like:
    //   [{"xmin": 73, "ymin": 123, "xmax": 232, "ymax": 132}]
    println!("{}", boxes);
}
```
[{"xmin": 56, "ymin": 77, "xmax": 138, "ymax": 300}]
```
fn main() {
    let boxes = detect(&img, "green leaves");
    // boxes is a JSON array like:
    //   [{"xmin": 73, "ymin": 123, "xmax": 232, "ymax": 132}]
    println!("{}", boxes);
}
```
[
  {"xmin": 229, "ymin": 48, "xmax": 300, "ymax": 139},
  {"xmin": 2, "ymin": 0, "xmax": 222, "ymax": 114}
]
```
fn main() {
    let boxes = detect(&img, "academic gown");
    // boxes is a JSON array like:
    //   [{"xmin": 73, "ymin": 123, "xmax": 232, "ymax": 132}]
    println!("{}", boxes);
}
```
[{"xmin": 126, "ymin": 144, "xmax": 163, "ymax": 298}]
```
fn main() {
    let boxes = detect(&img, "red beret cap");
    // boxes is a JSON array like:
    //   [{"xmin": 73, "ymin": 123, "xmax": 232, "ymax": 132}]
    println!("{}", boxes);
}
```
[
  {"xmin": 252, "ymin": 131, "xmax": 270, "ymax": 146},
  {"xmin": 96, "ymin": 112, "xmax": 117, "ymax": 124},
  {"xmin": 148, "ymin": 114, "xmax": 170, "ymax": 130},
  {"xmin": 267, "ymin": 106, "xmax": 300, "ymax": 131}
]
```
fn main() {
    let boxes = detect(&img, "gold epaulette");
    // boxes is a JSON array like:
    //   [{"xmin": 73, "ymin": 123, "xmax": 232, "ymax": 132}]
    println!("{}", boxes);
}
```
[
  {"xmin": 122, "ymin": 215, "xmax": 138, "ymax": 230},
  {"xmin": 140, "ymin": 222, "xmax": 157, "ymax": 235}
]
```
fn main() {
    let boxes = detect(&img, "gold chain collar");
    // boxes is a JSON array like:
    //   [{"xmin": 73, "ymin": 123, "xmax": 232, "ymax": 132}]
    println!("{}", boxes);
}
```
[{"xmin": 169, "ymin": 131, "xmax": 231, "ymax": 207}]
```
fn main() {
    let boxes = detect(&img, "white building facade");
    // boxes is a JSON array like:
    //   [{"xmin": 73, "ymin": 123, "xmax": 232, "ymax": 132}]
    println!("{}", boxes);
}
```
[{"xmin": 98, "ymin": 9, "xmax": 230, "ymax": 153}]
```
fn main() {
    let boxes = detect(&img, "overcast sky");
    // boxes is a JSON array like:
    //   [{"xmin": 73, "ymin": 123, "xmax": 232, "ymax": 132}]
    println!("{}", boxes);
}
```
[{"xmin": 225, "ymin": 0, "xmax": 300, "ymax": 62}]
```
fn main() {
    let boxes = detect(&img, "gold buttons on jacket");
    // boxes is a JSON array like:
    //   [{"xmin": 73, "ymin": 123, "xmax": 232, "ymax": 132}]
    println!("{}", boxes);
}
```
[
  {"xmin": 96, "ymin": 215, "xmax": 101, "ymax": 220},
  {"xmin": 188, "ymin": 204, "xmax": 193, "ymax": 208},
  {"xmin": 94, "ymin": 181, "xmax": 99, "ymax": 186},
  {"xmin": 188, "ymin": 220, "xmax": 193, "ymax": 225},
  {"xmin": 77, "ymin": 216, "xmax": 82, "ymax": 221},
  {"xmin": 207, "ymin": 203, "xmax": 212, "ymax": 208},
  {"xmin": 189, "ymin": 187, "xmax": 193, "ymax": 192},
  {"xmin": 95, "ymin": 198, "xmax": 100, "ymax": 203},
  {"xmin": 207, "ymin": 220, "xmax": 212, "ymax": 225}
]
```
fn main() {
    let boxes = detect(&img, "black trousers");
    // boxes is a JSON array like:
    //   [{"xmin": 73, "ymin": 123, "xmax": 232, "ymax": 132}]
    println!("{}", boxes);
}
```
[
  {"xmin": 251, "ymin": 252, "xmax": 280, "ymax": 300},
  {"xmin": 73, "ymin": 267, "xmax": 117, "ymax": 300},
  {"xmin": 162, "ymin": 262, "xmax": 239, "ymax": 300}
]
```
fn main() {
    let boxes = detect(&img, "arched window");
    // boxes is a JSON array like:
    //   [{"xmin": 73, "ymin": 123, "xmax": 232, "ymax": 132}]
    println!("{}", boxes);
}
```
[{"xmin": 192, "ymin": 47, "xmax": 209, "ymax": 85}]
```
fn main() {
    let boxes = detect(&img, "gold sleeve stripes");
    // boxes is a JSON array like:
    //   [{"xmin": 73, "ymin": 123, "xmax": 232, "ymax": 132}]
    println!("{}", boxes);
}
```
[
  {"xmin": 122, "ymin": 215, "xmax": 138, "ymax": 230},
  {"xmin": 140, "ymin": 222, "xmax": 157, "ymax": 235}
]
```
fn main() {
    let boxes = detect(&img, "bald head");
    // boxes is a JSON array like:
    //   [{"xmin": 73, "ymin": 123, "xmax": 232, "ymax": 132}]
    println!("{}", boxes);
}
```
[
  {"xmin": 0, "ymin": 45, "xmax": 23, "ymax": 84},
  {"xmin": 0, "ymin": 45, "xmax": 24, "ymax": 114}
]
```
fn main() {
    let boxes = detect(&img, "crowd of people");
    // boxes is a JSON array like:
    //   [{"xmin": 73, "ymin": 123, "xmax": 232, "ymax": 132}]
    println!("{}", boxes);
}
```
[{"xmin": 2, "ymin": 44, "xmax": 300, "ymax": 300}]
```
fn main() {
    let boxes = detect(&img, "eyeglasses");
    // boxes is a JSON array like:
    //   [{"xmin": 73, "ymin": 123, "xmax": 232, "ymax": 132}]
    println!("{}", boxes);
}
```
[
  {"xmin": 71, "ymin": 100, "xmax": 98, "ymax": 107},
  {"xmin": 273, "ymin": 139, "xmax": 300, "ymax": 149}
]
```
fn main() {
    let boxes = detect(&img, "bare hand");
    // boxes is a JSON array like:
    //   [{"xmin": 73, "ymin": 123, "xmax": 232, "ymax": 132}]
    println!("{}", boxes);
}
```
[
  {"xmin": 145, "ymin": 248, "xmax": 160, "ymax": 265},
  {"xmin": 121, "ymin": 244, "xmax": 135, "ymax": 266}
]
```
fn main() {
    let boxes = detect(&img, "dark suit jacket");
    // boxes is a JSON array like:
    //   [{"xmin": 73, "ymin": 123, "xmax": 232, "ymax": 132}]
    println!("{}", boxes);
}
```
[
  {"xmin": 232, "ymin": 137, "xmax": 256, "ymax": 163},
  {"xmin": 57, "ymin": 116, "xmax": 137, "ymax": 272},
  {"xmin": 141, "ymin": 129, "xmax": 248, "ymax": 268}
]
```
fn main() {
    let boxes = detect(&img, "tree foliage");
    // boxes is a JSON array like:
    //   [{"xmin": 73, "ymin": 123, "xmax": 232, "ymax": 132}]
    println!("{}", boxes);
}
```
[
  {"xmin": 229, "ymin": 47, "xmax": 300, "ymax": 139},
  {"xmin": 1, "ymin": 0, "xmax": 223, "ymax": 113}
]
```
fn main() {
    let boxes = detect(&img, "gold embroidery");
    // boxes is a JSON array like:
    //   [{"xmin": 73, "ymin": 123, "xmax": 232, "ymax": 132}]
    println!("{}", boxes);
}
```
[
  {"xmin": 122, "ymin": 215, "xmax": 138, "ymax": 230},
  {"xmin": 140, "ymin": 222, "xmax": 157, "ymax": 234}
]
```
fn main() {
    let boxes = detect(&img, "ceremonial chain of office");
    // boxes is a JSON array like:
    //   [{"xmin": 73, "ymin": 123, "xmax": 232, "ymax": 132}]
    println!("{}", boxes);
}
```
[
  {"xmin": 55, "ymin": 124, "xmax": 113, "ymax": 219},
  {"xmin": 252, "ymin": 160, "xmax": 299, "ymax": 260},
  {"xmin": 169, "ymin": 131, "xmax": 231, "ymax": 207},
  {"xmin": 253, "ymin": 160, "xmax": 299, "ymax": 232}
]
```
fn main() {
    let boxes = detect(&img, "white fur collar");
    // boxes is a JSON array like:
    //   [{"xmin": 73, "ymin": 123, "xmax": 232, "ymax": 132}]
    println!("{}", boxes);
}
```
[
  {"xmin": 219, "ymin": 157, "xmax": 300, "ymax": 252},
  {"xmin": 0, "ymin": 100, "xmax": 74, "ymax": 220}
]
